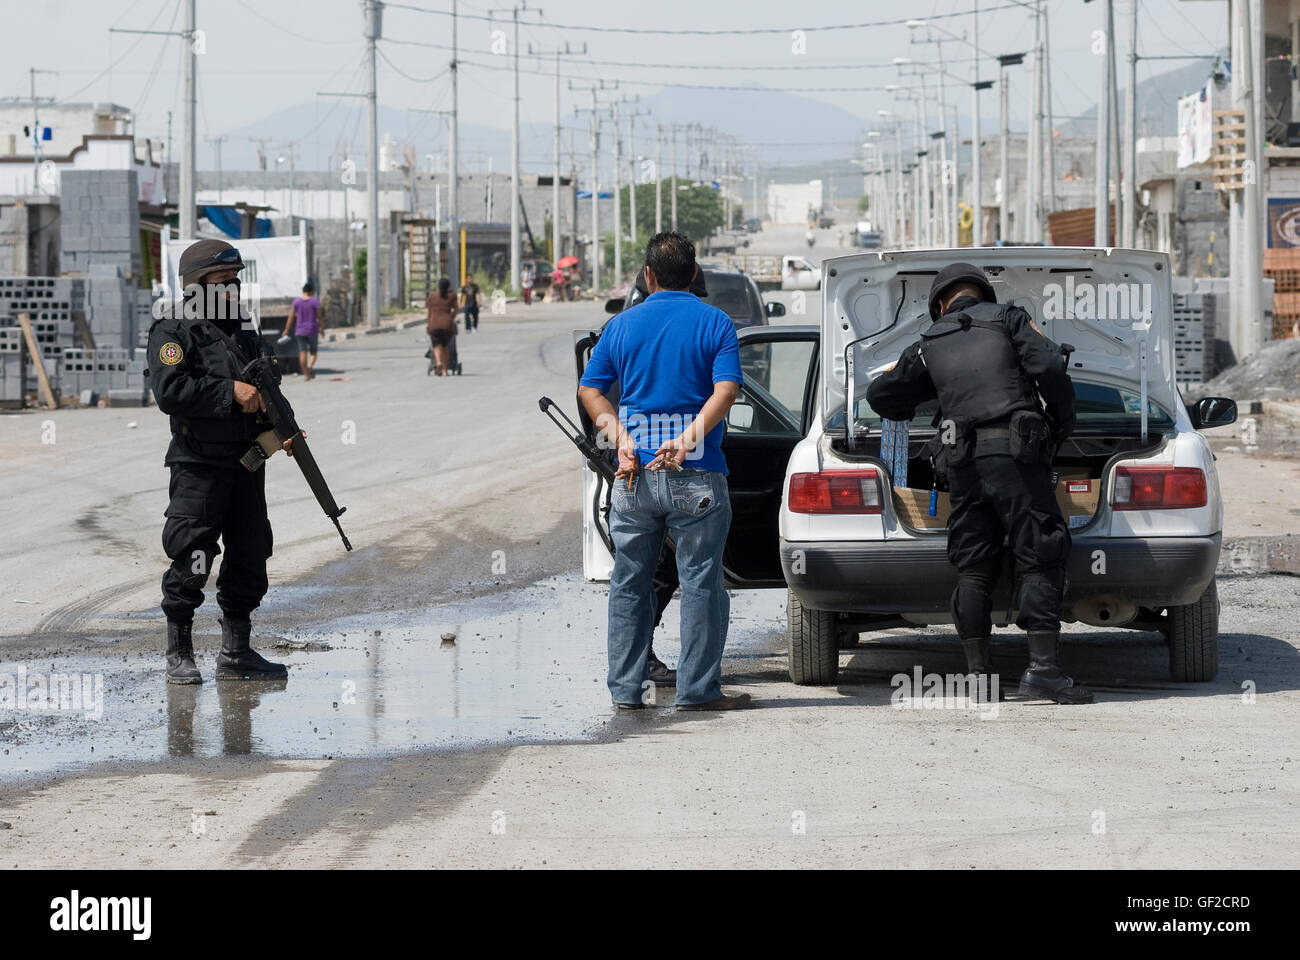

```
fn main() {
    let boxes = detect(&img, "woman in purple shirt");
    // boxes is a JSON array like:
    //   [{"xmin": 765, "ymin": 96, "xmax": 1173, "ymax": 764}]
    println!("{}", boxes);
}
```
[{"xmin": 282, "ymin": 281, "xmax": 324, "ymax": 381}]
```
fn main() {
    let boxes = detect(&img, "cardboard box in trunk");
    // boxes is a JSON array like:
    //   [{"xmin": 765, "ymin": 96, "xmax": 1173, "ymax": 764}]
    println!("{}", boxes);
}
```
[{"xmin": 892, "ymin": 467, "xmax": 1101, "ymax": 532}]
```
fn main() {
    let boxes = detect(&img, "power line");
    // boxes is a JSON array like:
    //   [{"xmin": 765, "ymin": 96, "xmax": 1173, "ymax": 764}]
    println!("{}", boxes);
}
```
[
  {"xmin": 376, "ymin": 45, "xmax": 449, "ymax": 84},
  {"xmin": 381, "ymin": 1, "xmax": 1030, "ymax": 35},
  {"xmin": 131, "ymin": 0, "xmax": 182, "ymax": 116},
  {"xmin": 457, "ymin": 55, "xmax": 900, "ymax": 92},
  {"xmin": 382, "ymin": 36, "xmax": 978, "ymax": 71},
  {"xmin": 58, "ymin": 0, "xmax": 174, "ymax": 102},
  {"xmin": 233, "ymin": 0, "xmax": 357, "ymax": 45}
]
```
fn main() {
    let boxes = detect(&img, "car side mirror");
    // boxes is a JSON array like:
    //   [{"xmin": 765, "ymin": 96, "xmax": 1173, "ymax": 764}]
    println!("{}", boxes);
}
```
[
  {"xmin": 1191, "ymin": 396, "xmax": 1237, "ymax": 430},
  {"xmin": 604, "ymin": 297, "xmax": 625, "ymax": 315},
  {"xmin": 728, "ymin": 403, "xmax": 755, "ymax": 430},
  {"xmin": 765, "ymin": 301, "xmax": 787, "ymax": 318}
]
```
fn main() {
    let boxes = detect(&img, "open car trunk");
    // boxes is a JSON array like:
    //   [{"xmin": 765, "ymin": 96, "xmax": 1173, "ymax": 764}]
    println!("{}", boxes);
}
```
[
  {"xmin": 831, "ymin": 429, "xmax": 1168, "ymax": 533},
  {"xmin": 820, "ymin": 247, "xmax": 1180, "ymax": 533}
]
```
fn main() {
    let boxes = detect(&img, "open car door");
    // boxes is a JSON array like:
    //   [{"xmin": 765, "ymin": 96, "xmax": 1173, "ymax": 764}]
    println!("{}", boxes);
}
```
[{"xmin": 572, "ymin": 324, "xmax": 819, "ymax": 586}]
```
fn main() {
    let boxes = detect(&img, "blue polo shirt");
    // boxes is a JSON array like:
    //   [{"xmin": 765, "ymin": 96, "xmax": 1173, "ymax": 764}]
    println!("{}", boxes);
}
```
[{"xmin": 580, "ymin": 289, "xmax": 742, "ymax": 474}]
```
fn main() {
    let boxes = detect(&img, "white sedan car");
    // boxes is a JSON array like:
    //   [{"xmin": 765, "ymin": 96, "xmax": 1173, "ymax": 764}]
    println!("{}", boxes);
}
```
[{"xmin": 779, "ymin": 247, "xmax": 1235, "ymax": 685}]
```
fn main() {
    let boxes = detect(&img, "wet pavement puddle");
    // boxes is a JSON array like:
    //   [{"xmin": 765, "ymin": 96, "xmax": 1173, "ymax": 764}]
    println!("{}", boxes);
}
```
[{"xmin": 0, "ymin": 578, "xmax": 788, "ymax": 781}]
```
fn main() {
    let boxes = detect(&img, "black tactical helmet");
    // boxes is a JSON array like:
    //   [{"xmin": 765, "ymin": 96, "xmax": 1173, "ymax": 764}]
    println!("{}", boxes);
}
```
[
  {"xmin": 928, "ymin": 262, "xmax": 996, "ymax": 320},
  {"xmin": 178, "ymin": 238, "xmax": 244, "ymax": 285}
]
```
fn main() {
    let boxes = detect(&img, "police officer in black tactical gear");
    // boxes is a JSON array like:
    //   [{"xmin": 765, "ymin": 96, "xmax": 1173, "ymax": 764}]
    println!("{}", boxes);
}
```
[
  {"xmin": 148, "ymin": 238, "xmax": 295, "ymax": 684},
  {"xmin": 867, "ymin": 263, "xmax": 1093, "ymax": 705}
]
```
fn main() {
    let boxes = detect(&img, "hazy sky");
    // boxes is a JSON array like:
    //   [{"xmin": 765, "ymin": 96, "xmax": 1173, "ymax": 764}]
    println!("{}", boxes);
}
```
[{"xmin": 5, "ymin": 0, "xmax": 1227, "ymax": 169}]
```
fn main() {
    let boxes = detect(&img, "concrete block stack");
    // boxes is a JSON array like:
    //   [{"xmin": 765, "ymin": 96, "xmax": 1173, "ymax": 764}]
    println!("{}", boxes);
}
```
[
  {"xmin": 59, "ymin": 346, "xmax": 145, "ymax": 405},
  {"xmin": 59, "ymin": 169, "xmax": 141, "ymax": 278},
  {"xmin": 1171, "ymin": 288, "xmax": 1216, "ymax": 387},
  {"xmin": 0, "ymin": 277, "xmax": 81, "ymax": 403},
  {"xmin": 86, "ymin": 263, "xmax": 137, "ymax": 348}
]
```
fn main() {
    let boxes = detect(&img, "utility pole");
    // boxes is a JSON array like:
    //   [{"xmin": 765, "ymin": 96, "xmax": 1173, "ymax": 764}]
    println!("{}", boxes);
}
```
[
  {"xmin": 626, "ymin": 103, "xmax": 645, "ymax": 256},
  {"xmin": 670, "ymin": 123, "xmax": 678, "ymax": 230},
  {"xmin": 997, "ymin": 54, "xmax": 1024, "ymax": 243},
  {"xmin": 972, "ymin": 0, "xmax": 985, "ymax": 246},
  {"xmin": 1237, "ymin": 0, "xmax": 1262, "ymax": 357},
  {"xmin": 28, "ymin": 68, "xmax": 57, "ymax": 195},
  {"xmin": 365, "ymin": 0, "xmax": 381, "ymax": 327},
  {"xmin": 1025, "ymin": 3, "xmax": 1042, "ymax": 243},
  {"xmin": 530, "ymin": 41, "xmax": 587, "ymax": 264},
  {"xmin": 1094, "ymin": 1, "xmax": 1111, "ymax": 246},
  {"xmin": 1123, "ymin": 0, "xmax": 1138, "ymax": 247},
  {"xmin": 181, "ymin": 0, "xmax": 195, "ymax": 238},
  {"xmin": 492, "ymin": 3, "xmax": 542, "ymax": 296},
  {"xmin": 449, "ymin": 0, "xmax": 459, "ymax": 288},
  {"xmin": 1108, "ymin": 0, "xmax": 1121, "ymax": 247},
  {"xmin": 207, "ymin": 135, "xmax": 227, "ymax": 202},
  {"xmin": 571, "ymin": 79, "xmax": 617, "ymax": 292},
  {"xmin": 655, "ymin": 124, "xmax": 663, "ymax": 235},
  {"xmin": 411, "ymin": 107, "xmax": 454, "ymax": 272},
  {"xmin": 610, "ymin": 101, "xmax": 622, "ymax": 282},
  {"xmin": 1044, "ymin": 1, "xmax": 1057, "ymax": 218},
  {"xmin": 111, "ymin": 2, "xmax": 197, "ymax": 236}
]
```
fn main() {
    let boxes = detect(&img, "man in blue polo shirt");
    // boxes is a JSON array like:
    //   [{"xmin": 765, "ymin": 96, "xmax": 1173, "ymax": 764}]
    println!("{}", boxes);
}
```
[{"xmin": 578, "ymin": 232, "xmax": 751, "ymax": 711}]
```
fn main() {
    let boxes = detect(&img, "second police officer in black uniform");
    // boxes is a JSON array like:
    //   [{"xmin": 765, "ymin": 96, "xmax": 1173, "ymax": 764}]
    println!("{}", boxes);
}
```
[
  {"xmin": 867, "ymin": 263, "xmax": 1093, "ymax": 705},
  {"xmin": 148, "ymin": 238, "xmax": 295, "ymax": 685}
]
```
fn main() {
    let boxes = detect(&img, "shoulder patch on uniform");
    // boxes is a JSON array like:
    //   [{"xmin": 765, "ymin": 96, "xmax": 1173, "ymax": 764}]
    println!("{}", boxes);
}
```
[{"xmin": 159, "ymin": 341, "xmax": 184, "ymax": 365}]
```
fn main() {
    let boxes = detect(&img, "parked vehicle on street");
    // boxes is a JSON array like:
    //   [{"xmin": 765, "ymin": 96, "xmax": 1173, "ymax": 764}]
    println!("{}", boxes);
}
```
[
  {"xmin": 604, "ymin": 263, "xmax": 785, "ymax": 330},
  {"xmin": 575, "ymin": 247, "xmax": 1238, "ymax": 689},
  {"xmin": 717, "ymin": 253, "xmax": 823, "ymax": 292}
]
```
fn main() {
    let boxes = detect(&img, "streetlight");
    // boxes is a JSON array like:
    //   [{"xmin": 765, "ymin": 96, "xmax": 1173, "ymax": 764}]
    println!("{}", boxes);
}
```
[
  {"xmin": 878, "ymin": 109, "xmax": 907, "ymax": 247},
  {"xmin": 995, "ymin": 53, "xmax": 1026, "ymax": 244}
]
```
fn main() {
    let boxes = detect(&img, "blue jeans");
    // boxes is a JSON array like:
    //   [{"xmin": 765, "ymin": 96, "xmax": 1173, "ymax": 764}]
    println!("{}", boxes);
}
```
[{"xmin": 607, "ymin": 467, "xmax": 732, "ymax": 705}]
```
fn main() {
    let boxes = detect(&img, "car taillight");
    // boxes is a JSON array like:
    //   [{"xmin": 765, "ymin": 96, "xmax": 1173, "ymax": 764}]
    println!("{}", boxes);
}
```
[
  {"xmin": 1111, "ymin": 466, "xmax": 1207, "ymax": 510},
  {"xmin": 788, "ymin": 469, "xmax": 883, "ymax": 514}
]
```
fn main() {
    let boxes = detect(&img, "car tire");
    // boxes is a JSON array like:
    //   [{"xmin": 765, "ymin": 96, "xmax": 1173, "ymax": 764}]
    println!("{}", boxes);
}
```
[
  {"xmin": 788, "ymin": 589, "xmax": 839, "ymax": 685},
  {"xmin": 1168, "ymin": 578, "xmax": 1219, "ymax": 682}
]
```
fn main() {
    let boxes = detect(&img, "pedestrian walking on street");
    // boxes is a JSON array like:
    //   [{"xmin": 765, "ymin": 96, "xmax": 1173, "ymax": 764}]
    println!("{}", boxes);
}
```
[
  {"xmin": 521, "ymin": 262, "xmax": 535, "ymax": 305},
  {"xmin": 461, "ymin": 273, "xmax": 481, "ymax": 332},
  {"xmin": 867, "ymin": 263, "xmax": 1091, "ymax": 704},
  {"xmin": 578, "ymin": 232, "xmax": 749, "ymax": 711},
  {"xmin": 426, "ymin": 276, "xmax": 459, "ymax": 376},
  {"xmin": 147, "ymin": 239, "xmax": 294, "ymax": 684},
  {"xmin": 281, "ymin": 280, "xmax": 324, "ymax": 381}
]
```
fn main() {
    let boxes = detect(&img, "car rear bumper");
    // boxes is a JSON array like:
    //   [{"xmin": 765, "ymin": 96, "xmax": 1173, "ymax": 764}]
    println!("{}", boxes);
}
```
[{"xmin": 781, "ymin": 535, "xmax": 1221, "ymax": 614}]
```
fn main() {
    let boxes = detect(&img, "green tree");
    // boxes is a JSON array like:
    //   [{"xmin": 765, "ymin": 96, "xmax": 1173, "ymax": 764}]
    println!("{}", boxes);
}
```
[
  {"xmin": 857, "ymin": 195, "xmax": 870, "ymax": 214},
  {"xmin": 618, "ymin": 180, "xmax": 726, "ymax": 248},
  {"xmin": 354, "ymin": 248, "xmax": 367, "ymax": 298}
]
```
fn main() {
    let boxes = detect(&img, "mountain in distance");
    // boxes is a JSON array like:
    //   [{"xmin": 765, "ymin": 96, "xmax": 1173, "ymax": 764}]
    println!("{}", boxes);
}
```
[{"xmin": 211, "ymin": 81, "xmax": 871, "ymax": 173}]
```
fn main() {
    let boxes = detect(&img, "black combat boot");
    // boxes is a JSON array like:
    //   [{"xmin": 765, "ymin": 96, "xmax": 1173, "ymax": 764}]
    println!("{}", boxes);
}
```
[
  {"xmin": 647, "ymin": 646, "xmax": 676, "ymax": 687},
  {"xmin": 960, "ymin": 636, "xmax": 1002, "ymax": 703},
  {"xmin": 165, "ymin": 621, "xmax": 202, "ymax": 685},
  {"xmin": 1019, "ymin": 630, "xmax": 1093, "ymax": 704},
  {"xmin": 215, "ymin": 616, "xmax": 288, "ymax": 681}
]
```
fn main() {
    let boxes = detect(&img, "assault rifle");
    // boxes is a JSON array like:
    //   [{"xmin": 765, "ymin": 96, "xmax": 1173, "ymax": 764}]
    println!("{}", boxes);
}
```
[{"xmin": 238, "ymin": 354, "xmax": 353, "ymax": 551}]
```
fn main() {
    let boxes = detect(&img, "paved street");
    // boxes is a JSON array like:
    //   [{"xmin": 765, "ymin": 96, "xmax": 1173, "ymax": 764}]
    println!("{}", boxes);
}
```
[{"xmin": 2, "ymin": 289, "xmax": 1298, "ymax": 868}]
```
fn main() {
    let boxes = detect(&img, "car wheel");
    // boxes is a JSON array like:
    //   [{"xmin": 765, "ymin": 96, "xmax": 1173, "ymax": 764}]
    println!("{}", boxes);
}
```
[
  {"xmin": 1168, "ymin": 578, "xmax": 1219, "ymax": 682},
  {"xmin": 788, "ymin": 589, "xmax": 839, "ymax": 685}
]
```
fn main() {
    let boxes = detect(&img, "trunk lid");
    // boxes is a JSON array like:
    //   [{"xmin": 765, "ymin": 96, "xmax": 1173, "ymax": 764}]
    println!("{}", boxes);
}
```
[{"xmin": 821, "ymin": 247, "xmax": 1178, "ymax": 435}]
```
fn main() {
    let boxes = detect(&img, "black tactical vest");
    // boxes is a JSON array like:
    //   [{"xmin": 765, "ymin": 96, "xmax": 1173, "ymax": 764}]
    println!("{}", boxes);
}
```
[{"xmin": 919, "ymin": 301, "xmax": 1038, "ymax": 426}]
